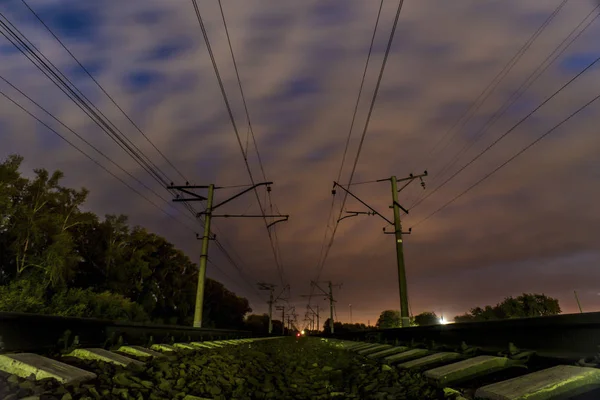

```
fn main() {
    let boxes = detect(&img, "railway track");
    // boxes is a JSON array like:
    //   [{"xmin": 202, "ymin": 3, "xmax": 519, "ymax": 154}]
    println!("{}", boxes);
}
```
[
  {"xmin": 326, "ymin": 311, "xmax": 600, "ymax": 399},
  {"xmin": 1, "ymin": 311, "xmax": 600, "ymax": 399}
]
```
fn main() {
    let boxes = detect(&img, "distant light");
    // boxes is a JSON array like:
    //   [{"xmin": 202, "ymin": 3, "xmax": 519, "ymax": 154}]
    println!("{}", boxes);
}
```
[
  {"xmin": 439, "ymin": 317, "xmax": 449, "ymax": 325},
  {"xmin": 296, "ymin": 333, "xmax": 300, "ymax": 337},
  {"xmin": 301, "ymin": 330, "xmax": 305, "ymax": 335}
]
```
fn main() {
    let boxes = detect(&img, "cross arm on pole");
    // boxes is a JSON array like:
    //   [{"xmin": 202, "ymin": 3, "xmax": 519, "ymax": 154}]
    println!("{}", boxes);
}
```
[
  {"xmin": 167, "ymin": 186, "xmax": 207, "ymax": 201},
  {"xmin": 376, "ymin": 171, "xmax": 428, "ymax": 191},
  {"xmin": 338, "ymin": 210, "xmax": 375, "ymax": 222},
  {"xmin": 310, "ymin": 280, "xmax": 329, "ymax": 298},
  {"xmin": 332, "ymin": 182, "xmax": 393, "ymax": 225},
  {"xmin": 204, "ymin": 182, "xmax": 273, "ymax": 213},
  {"xmin": 209, "ymin": 214, "xmax": 288, "ymax": 218},
  {"xmin": 274, "ymin": 284, "xmax": 290, "ymax": 303}
]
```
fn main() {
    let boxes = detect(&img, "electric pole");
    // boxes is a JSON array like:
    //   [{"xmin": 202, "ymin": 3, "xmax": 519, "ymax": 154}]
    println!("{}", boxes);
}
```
[
  {"xmin": 275, "ymin": 305, "xmax": 286, "ymax": 335},
  {"xmin": 304, "ymin": 281, "xmax": 341, "ymax": 334},
  {"xmin": 167, "ymin": 182, "xmax": 289, "ymax": 328},
  {"xmin": 332, "ymin": 171, "xmax": 427, "ymax": 328},
  {"xmin": 349, "ymin": 303, "xmax": 352, "ymax": 324},
  {"xmin": 258, "ymin": 283, "xmax": 289, "ymax": 334},
  {"xmin": 391, "ymin": 175, "xmax": 410, "ymax": 327}
]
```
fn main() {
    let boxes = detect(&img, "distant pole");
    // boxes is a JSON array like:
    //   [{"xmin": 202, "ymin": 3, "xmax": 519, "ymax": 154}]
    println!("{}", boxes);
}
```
[
  {"xmin": 329, "ymin": 281, "xmax": 335, "ymax": 334},
  {"xmin": 168, "ymin": 181, "xmax": 288, "ymax": 328},
  {"xmin": 194, "ymin": 184, "xmax": 214, "ymax": 328},
  {"xmin": 390, "ymin": 175, "xmax": 410, "ymax": 328},
  {"xmin": 268, "ymin": 290, "xmax": 274, "ymax": 333},
  {"xmin": 574, "ymin": 290, "xmax": 583, "ymax": 313},
  {"xmin": 331, "ymin": 172, "xmax": 425, "ymax": 330},
  {"xmin": 349, "ymin": 303, "xmax": 353, "ymax": 324},
  {"xmin": 316, "ymin": 304, "xmax": 320, "ymax": 332}
]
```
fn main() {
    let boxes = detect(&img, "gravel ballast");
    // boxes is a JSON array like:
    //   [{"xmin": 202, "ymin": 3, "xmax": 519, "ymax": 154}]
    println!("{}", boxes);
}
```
[{"xmin": 0, "ymin": 337, "xmax": 446, "ymax": 399}]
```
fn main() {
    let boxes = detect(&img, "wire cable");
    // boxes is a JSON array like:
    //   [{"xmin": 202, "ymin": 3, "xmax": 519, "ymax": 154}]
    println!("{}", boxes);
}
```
[
  {"xmin": 404, "ymin": 0, "xmax": 569, "ymax": 208},
  {"xmin": 19, "ymin": 0, "xmax": 189, "ymax": 183},
  {"xmin": 310, "ymin": 0, "xmax": 385, "ymax": 300},
  {"xmin": 422, "ymin": 0, "xmax": 568, "ymax": 170},
  {"xmin": 408, "ymin": 51, "xmax": 600, "ymax": 213},
  {"xmin": 412, "ymin": 90, "xmax": 600, "ymax": 228},
  {"xmin": 217, "ymin": 0, "xmax": 287, "ymax": 286},
  {"xmin": 190, "ymin": 0, "xmax": 286, "ymax": 286},
  {"xmin": 336, "ymin": 0, "xmax": 385, "ymax": 185},
  {"xmin": 0, "ymin": 87, "xmax": 198, "ymax": 233},
  {"xmin": 0, "ymin": 16, "xmax": 170, "ymax": 188},
  {"xmin": 313, "ymin": 0, "xmax": 406, "ymax": 287},
  {"xmin": 409, "ymin": 3, "xmax": 600, "ymax": 211},
  {"xmin": 0, "ymin": 74, "xmax": 176, "ymax": 207}
]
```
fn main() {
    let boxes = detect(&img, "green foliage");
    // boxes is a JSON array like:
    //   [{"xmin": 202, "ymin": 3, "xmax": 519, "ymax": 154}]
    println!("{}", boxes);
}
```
[
  {"xmin": 0, "ymin": 280, "xmax": 150, "ymax": 322},
  {"xmin": 454, "ymin": 293, "xmax": 561, "ymax": 323},
  {"xmin": 244, "ymin": 313, "xmax": 284, "ymax": 334},
  {"xmin": 322, "ymin": 318, "xmax": 369, "ymax": 333},
  {"xmin": 376, "ymin": 310, "xmax": 402, "ymax": 329},
  {"xmin": 0, "ymin": 279, "xmax": 46, "ymax": 314},
  {"xmin": 48, "ymin": 288, "xmax": 151, "ymax": 322},
  {"xmin": 414, "ymin": 311, "xmax": 439, "ymax": 326},
  {"xmin": 0, "ymin": 155, "xmax": 252, "ymax": 327}
]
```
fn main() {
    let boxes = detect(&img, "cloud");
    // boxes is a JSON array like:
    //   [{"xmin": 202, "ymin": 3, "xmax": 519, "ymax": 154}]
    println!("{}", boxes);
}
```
[{"xmin": 2, "ymin": 0, "xmax": 600, "ymax": 326}]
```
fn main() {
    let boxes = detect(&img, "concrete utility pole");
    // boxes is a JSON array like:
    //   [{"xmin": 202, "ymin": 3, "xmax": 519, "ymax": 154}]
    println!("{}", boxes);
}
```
[
  {"xmin": 390, "ymin": 175, "xmax": 409, "ymax": 327},
  {"xmin": 305, "ymin": 304, "xmax": 320, "ymax": 332},
  {"xmin": 332, "ymin": 171, "xmax": 427, "ymax": 328},
  {"xmin": 258, "ymin": 283, "xmax": 289, "ymax": 334},
  {"xmin": 286, "ymin": 306, "xmax": 296, "ymax": 332},
  {"xmin": 306, "ymin": 280, "xmax": 341, "ymax": 334},
  {"xmin": 195, "ymin": 184, "xmax": 214, "ymax": 328},
  {"xmin": 167, "ymin": 182, "xmax": 289, "ymax": 328},
  {"xmin": 349, "ymin": 303, "xmax": 352, "ymax": 324},
  {"xmin": 275, "ymin": 305, "xmax": 285, "ymax": 335},
  {"xmin": 574, "ymin": 290, "xmax": 583, "ymax": 313}
]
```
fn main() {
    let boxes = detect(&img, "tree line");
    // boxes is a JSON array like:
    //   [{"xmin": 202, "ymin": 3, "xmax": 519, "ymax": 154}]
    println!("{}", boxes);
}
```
[
  {"xmin": 376, "ymin": 293, "xmax": 561, "ymax": 328},
  {"xmin": 0, "ymin": 155, "xmax": 251, "ymax": 328}
]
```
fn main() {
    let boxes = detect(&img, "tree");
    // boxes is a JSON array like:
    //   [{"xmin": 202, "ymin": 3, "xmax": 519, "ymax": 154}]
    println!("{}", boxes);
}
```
[
  {"xmin": 414, "ymin": 311, "xmax": 439, "ymax": 326},
  {"xmin": 376, "ymin": 310, "xmax": 401, "ymax": 329},
  {"xmin": 202, "ymin": 278, "xmax": 252, "ymax": 329},
  {"xmin": 245, "ymin": 314, "xmax": 269, "ymax": 333},
  {"xmin": 454, "ymin": 293, "xmax": 561, "ymax": 322},
  {"xmin": 0, "ymin": 155, "xmax": 253, "ymax": 328}
]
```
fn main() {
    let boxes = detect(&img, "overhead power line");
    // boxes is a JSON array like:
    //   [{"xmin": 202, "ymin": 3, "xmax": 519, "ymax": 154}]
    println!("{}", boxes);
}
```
[
  {"xmin": 0, "ymin": 15, "xmax": 170, "ymax": 188},
  {"xmin": 311, "ymin": 0, "xmax": 406, "ymax": 293},
  {"xmin": 409, "ymin": 2, "xmax": 600, "ymax": 210},
  {"xmin": 0, "ymin": 86, "xmax": 198, "ymax": 233},
  {"xmin": 217, "ymin": 0, "xmax": 287, "ymax": 287},
  {"xmin": 1, "ymin": 11, "xmax": 265, "ymax": 305},
  {"xmin": 313, "ymin": 0, "xmax": 385, "ymax": 289},
  {"xmin": 409, "ymin": 47, "xmax": 600, "ymax": 214},
  {"xmin": 19, "ymin": 0, "xmax": 189, "ymax": 183},
  {"xmin": 0, "ymin": 74, "xmax": 175, "ymax": 207},
  {"xmin": 420, "ymin": 0, "xmax": 569, "ymax": 172},
  {"xmin": 411, "ymin": 54, "xmax": 600, "ymax": 228},
  {"xmin": 431, "ymin": 3, "xmax": 600, "ymax": 187},
  {"xmin": 190, "ymin": 0, "xmax": 287, "ymax": 286},
  {"xmin": 412, "ymin": 90, "xmax": 600, "ymax": 228}
]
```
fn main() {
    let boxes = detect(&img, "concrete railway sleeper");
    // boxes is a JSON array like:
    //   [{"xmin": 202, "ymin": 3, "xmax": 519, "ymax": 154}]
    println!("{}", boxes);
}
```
[
  {"xmin": 1, "ymin": 331, "xmax": 600, "ymax": 398},
  {"xmin": 335, "ymin": 339, "xmax": 600, "ymax": 399},
  {"xmin": 0, "ymin": 337, "xmax": 283, "ymax": 399},
  {"xmin": 0, "ymin": 336, "xmax": 454, "ymax": 399}
]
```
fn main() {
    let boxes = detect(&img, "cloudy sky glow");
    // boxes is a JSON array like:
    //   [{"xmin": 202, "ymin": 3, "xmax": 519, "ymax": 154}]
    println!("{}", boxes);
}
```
[{"xmin": 1, "ymin": 0, "xmax": 600, "ymax": 326}]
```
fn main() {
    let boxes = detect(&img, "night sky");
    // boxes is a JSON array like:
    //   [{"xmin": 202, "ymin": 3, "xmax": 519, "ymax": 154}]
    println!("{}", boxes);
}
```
[{"xmin": 1, "ymin": 0, "xmax": 600, "ymax": 326}]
